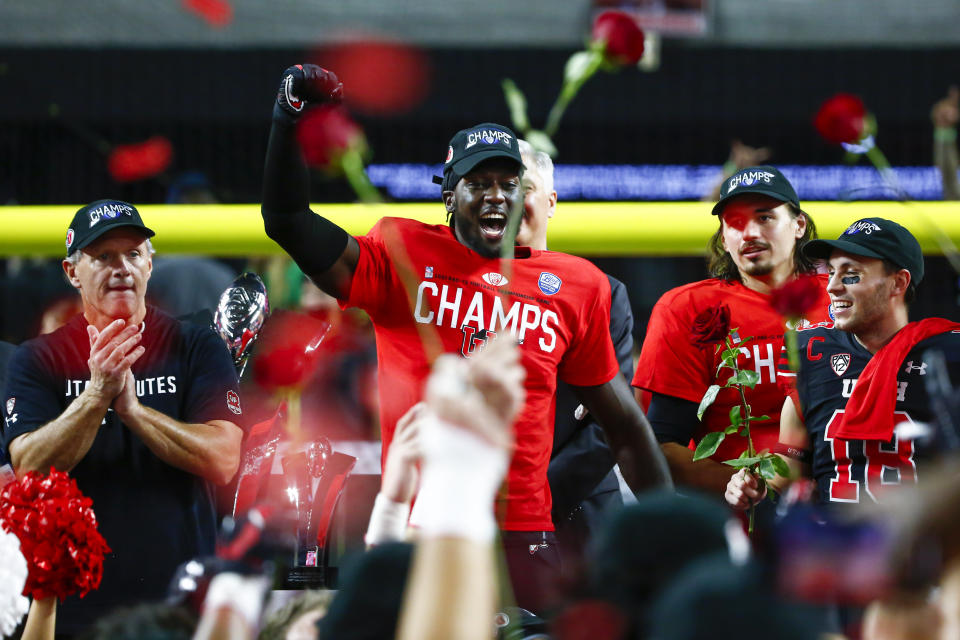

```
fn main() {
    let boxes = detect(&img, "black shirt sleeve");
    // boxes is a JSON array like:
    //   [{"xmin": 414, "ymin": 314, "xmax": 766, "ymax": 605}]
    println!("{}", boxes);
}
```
[
  {"xmin": 261, "ymin": 108, "xmax": 350, "ymax": 281},
  {"xmin": 647, "ymin": 391, "xmax": 699, "ymax": 445},
  {"xmin": 183, "ymin": 326, "xmax": 247, "ymax": 429}
]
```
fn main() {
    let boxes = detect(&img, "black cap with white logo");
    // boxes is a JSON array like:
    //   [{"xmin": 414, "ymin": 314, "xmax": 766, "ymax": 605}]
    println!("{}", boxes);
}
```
[
  {"xmin": 66, "ymin": 199, "xmax": 155, "ymax": 256},
  {"xmin": 711, "ymin": 165, "xmax": 801, "ymax": 216},
  {"xmin": 432, "ymin": 123, "xmax": 524, "ymax": 192},
  {"xmin": 803, "ymin": 217, "xmax": 924, "ymax": 284}
]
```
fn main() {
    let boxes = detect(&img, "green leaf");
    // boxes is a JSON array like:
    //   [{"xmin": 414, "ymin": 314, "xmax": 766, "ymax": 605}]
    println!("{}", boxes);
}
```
[
  {"xmin": 692, "ymin": 431, "xmax": 725, "ymax": 461},
  {"xmin": 728, "ymin": 405, "xmax": 742, "ymax": 429},
  {"xmin": 724, "ymin": 423, "xmax": 740, "ymax": 435},
  {"xmin": 697, "ymin": 385, "xmax": 721, "ymax": 420},
  {"xmin": 722, "ymin": 455, "xmax": 763, "ymax": 469},
  {"xmin": 724, "ymin": 453, "xmax": 764, "ymax": 467},
  {"xmin": 564, "ymin": 50, "xmax": 601, "ymax": 87},
  {"xmin": 501, "ymin": 78, "xmax": 530, "ymax": 133},
  {"xmin": 770, "ymin": 455, "xmax": 791, "ymax": 478},
  {"xmin": 746, "ymin": 414, "xmax": 771, "ymax": 423},
  {"xmin": 727, "ymin": 369, "xmax": 760, "ymax": 389},
  {"xmin": 758, "ymin": 457, "xmax": 777, "ymax": 480},
  {"xmin": 738, "ymin": 427, "xmax": 749, "ymax": 438},
  {"xmin": 524, "ymin": 130, "xmax": 558, "ymax": 158},
  {"xmin": 716, "ymin": 351, "xmax": 739, "ymax": 376}
]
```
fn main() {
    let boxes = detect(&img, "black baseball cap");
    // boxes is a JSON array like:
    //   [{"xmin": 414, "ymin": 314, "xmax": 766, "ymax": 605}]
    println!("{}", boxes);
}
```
[
  {"xmin": 712, "ymin": 165, "xmax": 801, "ymax": 216},
  {"xmin": 803, "ymin": 217, "xmax": 924, "ymax": 284},
  {"xmin": 432, "ymin": 122, "xmax": 523, "ymax": 191},
  {"xmin": 66, "ymin": 199, "xmax": 155, "ymax": 256}
]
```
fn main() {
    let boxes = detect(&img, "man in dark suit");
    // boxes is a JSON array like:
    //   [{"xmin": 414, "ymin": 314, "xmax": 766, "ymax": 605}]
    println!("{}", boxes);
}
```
[{"xmin": 516, "ymin": 140, "xmax": 630, "ymax": 556}]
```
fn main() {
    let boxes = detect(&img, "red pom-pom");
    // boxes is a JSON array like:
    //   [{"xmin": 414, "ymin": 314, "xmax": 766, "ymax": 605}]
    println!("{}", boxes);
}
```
[
  {"xmin": 253, "ymin": 310, "xmax": 332, "ymax": 392},
  {"xmin": 592, "ymin": 11, "xmax": 645, "ymax": 66},
  {"xmin": 107, "ymin": 136, "xmax": 174, "ymax": 183},
  {"xmin": 0, "ymin": 468, "xmax": 110, "ymax": 601},
  {"xmin": 296, "ymin": 105, "xmax": 364, "ymax": 169},
  {"xmin": 814, "ymin": 93, "xmax": 867, "ymax": 145},
  {"xmin": 770, "ymin": 275, "xmax": 823, "ymax": 319}
]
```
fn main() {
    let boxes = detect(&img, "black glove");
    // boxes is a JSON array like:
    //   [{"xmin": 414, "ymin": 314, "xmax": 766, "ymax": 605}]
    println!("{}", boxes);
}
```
[{"xmin": 275, "ymin": 64, "xmax": 343, "ymax": 119}]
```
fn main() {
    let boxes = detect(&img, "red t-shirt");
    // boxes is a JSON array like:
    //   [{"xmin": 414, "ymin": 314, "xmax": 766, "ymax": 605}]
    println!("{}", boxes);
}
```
[
  {"xmin": 342, "ymin": 217, "xmax": 619, "ymax": 530},
  {"xmin": 632, "ymin": 276, "xmax": 832, "ymax": 461}
]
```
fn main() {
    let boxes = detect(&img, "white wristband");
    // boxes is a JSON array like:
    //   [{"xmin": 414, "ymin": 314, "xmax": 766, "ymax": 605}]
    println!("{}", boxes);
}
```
[
  {"xmin": 410, "ymin": 414, "xmax": 509, "ymax": 543},
  {"xmin": 203, "ymin": 572, "xmax": 269, "ymax": 630},
  {"xmin": 364, "ymin": 493, "xmax": 411, "ymax": 546}
]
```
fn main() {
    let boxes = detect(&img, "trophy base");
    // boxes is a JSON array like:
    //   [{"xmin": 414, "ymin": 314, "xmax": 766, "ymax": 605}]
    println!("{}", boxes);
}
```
[{"xmin": 280, "ymin": 565, "xmax": 337, "ymax": 589}]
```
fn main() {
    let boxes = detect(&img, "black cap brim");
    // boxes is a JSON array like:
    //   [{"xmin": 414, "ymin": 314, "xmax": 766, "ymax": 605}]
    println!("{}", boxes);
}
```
[
  {"xmin": 802, "ymin": 238, "xmax": 886, "ymax": 262},
  {"xmin": 71, "ymin": 222, "xmax": 155, "ymax": 255},
  {"xmin": 449, "ymin": 148, "xmax": 522, "ymax": 179},
  {"xmin": 712, "ymin": 189, "xmax": 794, "ymax": 216}
]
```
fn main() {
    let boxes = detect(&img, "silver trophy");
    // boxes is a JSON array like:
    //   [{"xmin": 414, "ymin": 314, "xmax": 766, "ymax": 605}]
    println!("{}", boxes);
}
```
[{"xmin": 214, "ymin": 272, "xmax": 269, "ymax": 378}]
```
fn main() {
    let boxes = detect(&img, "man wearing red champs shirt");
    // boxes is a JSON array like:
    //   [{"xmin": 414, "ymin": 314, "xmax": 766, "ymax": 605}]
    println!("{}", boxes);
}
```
[
  {"xmin": 259, "ymin": 64, "xmax": 670, "ymax": 613},
  {"xmin": 633, "ymin": 165, "xmax": 831, "ymax": 499}
]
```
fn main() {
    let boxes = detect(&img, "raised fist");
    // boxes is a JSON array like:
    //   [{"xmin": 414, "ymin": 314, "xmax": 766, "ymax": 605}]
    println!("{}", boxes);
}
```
[{"xmin": 276, "ymin": 64, "xmax": 343, "ymax": 117}]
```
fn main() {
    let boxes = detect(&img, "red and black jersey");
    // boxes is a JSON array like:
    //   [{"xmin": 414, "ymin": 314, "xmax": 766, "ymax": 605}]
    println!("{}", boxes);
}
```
[
  {"xmin": 780, "ymin": 327, "xmax": 960, "ymax": 507},
  {"xmin": 634, "ymin": 277, "xmax": 832, "ymax": 462},
  {"xmin": 342, "ymin": 217, "xmax": 619, "ymax": 531}
]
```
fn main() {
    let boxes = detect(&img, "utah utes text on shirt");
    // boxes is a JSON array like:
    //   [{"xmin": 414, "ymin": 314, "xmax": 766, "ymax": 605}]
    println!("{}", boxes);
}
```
[{"xmin": 65, "ymin": 376, "xmax": 178, "ymax": 397}]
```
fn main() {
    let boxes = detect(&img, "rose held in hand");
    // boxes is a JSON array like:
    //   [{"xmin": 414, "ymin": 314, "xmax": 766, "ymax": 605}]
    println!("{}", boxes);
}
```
[{"xmin": 591, "ymin": 11, "xmax": 645, "ymax": 66}]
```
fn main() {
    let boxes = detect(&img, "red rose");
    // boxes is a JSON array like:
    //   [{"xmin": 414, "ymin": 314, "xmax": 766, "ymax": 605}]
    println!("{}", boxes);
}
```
[
  {"xmin": 296, "ymin": 105, "xmax": 364, "ymax": 169},
  {"xmin": 591, "ymin": 11, "xmax": 645, "ymax": 66},
  {"xmin": 770, "ymin": 275, "xmax": 823, "ymax": 319},
  {"xmin": 814, "ymin": 93, "xmax": 867, "ymax": 145},
  {"xmin": 107, "ymin": 136, "xmax": 174, "ymax": 183},
  {"xmin": 253, "ymin": 310, "xmax": 332, "ymax": 391},
  {"xmin": 689, "ymin": 304, "xmax": 731, "ymax": 346}
]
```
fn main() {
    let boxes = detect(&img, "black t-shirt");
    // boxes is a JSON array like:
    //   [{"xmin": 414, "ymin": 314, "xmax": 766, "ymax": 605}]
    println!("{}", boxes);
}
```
[
  {"xmin": 790, "ymin": 327, "xmax": 960, "ymax": 507},
  {"xmin": 1, "ymin": 306, "xmax": 243, "ymax": 633}
]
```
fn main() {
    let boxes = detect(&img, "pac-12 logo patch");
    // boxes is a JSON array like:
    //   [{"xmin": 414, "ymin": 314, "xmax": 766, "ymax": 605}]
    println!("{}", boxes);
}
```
[
  {"xmin": 830, "ymin": 353, "xmax": 851, "ymax": 377},
  {"xmin": 5, "ymin": 397, "xmax": 14, "ymax": 415},
  {"xmin": 66, "ymin": 229, "xmax": 75, "ymax": 249},
  {"xmin": 226, "ymin": 390, "xmax": 242, "ymax": 415},
  {"xmin": 425, "ymin": 266, "xmax": 434, "ymax": 278},
  {"xmin": 482, "ymin": 272, "xmax": 508, "ymax": 286},
  {"xmin": 538, "ymin": 272, "xmax": 561, "ymax": 295},
  {"xmin": 445, "ymin": 145, "xmax": 454, "ymax": 163}
]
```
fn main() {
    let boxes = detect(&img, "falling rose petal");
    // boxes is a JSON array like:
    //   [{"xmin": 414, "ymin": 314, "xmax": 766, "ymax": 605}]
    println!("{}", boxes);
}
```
[
  {"xmin": 107, "ymin": 136, "xmax": 174, "ymax": 183},
  {"xmin": 770, "ymin": 274, "xmax": 823, "ymax": 319},
  {"xmin": 253, "ymin": 310, "xmax": 332, "ymax": 392},
  {"xmin": 181, "ymin": 0, "xmax": 233, "ymax": 27},
  {"xmin": 814, "ymin": 93, "xmax": 867, "ymax": 145},
  {"xmin": 316, "ymin": 39, "xmax": 430, "ymax": 115}
]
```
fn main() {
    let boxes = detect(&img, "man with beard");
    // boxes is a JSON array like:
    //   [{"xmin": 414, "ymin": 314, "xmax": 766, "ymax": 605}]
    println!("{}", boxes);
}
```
[
  {"xmin": 726, "ymin": 218, "xmax": 960, "ymax": 510},
  {"xmin": 633, "ymin": 166, "xmax": 832, "ymax": 499},
  {"xmin": 260, "ymin": 64, "xmax": 669, "ymax": 613}
]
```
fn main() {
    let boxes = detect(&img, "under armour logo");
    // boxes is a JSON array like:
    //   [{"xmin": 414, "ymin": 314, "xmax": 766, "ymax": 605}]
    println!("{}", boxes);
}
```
[{"xmin": 904, "ymin": 360, "xmax": 927, "ymax": 375}]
